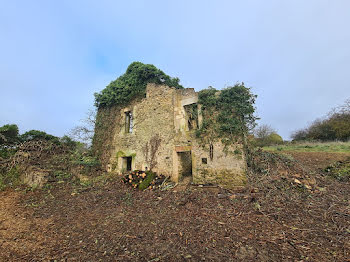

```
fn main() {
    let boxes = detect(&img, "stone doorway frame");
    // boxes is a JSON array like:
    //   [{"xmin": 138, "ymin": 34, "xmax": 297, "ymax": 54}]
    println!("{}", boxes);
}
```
[{"xmin": 173, "ymin": 145, "xmax": 194, "ymax": 182}]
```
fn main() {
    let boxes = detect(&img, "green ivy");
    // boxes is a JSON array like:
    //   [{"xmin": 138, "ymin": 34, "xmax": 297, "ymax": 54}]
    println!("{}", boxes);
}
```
[
  {"xmin": 94, "ymin": 62, "xmax": 184, "ymax": 108},
  {"xmin": 197, "ymin": 83, "xmax": 258, "ymax": 147}
]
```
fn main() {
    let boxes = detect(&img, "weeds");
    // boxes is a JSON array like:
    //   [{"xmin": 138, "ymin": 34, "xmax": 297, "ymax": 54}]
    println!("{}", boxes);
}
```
[
  {"xmin": 0, "ymin": 166, "xmax": 21, "ymax": 191},
  {"xmin": 53, "ymin": 171, "xmax": 73, "ymax": 181},
  {"xmin": 324, "ymin": 157, "xmax": 350, "ymax": 181}
]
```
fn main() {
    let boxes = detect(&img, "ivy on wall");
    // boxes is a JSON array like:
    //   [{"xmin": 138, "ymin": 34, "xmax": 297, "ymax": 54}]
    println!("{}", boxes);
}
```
[
  {"xmin": 197, "ymin": 83, "xmax": 258, "ymax": 148},
  {"xmin": 94, "ymin": 62, "xmax": 184, "ymax": 108}
]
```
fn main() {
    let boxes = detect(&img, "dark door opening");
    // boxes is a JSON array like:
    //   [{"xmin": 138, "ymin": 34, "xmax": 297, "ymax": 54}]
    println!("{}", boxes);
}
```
[
  {"xmin": 123, "ymin": 157, "xmax": 132, "ymax": 171},
  {"xmin": 177, "ymin": 151, "xmax": 192, "ymax": 180}
]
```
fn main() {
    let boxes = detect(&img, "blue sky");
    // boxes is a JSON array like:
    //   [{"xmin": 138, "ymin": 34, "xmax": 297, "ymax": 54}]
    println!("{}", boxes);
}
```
[{"xmin": 1, "ymin": 0, "xmax": 349, "ymax": 139}]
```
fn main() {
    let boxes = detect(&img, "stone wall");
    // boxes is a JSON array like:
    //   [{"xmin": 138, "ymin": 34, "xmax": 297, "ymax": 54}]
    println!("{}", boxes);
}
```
[
  {"xmin": 93, "ymin": 83, "xmax": 247, "ymax": 187},
  {"xmin": 191, "ymin": 141, "xmax": 247, "ymax": 188},
  {"xmin": 107, "ymin": 84, "xmax": 177, "ymax": 177}
]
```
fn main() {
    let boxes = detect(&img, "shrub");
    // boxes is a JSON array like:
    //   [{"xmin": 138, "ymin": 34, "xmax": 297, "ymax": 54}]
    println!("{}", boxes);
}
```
[
  {"xmin": 94, "ymin": 62, "xmax": 184, "ymax": 108},
  {"xmin": 21, "ymin": 130, "xmax": 60, "ymax": 144},
  {"xmin": 0, "ymin": 124, "xmax": 19, "ymax": 145},
  {"xmin": 0, "ymin": 147, "xmax": 16, "ymax": 159},
  {"xmin": 60, "ymin": 135, "xmax": 80, "ymax": 149},
  {"xmin": 252, "ymin": 124, "xmax": 283, "ymax": 147},
  {"xmin": 0, "ymin": 167, "xmax": 21, "ymax": 191},
  {"xmin": 266, "ymin": 133, "xmax": 283, "ymax": 145},
  {"xmin": 291, "ymin": 98, "xmax": 350, "ymax": 142}
]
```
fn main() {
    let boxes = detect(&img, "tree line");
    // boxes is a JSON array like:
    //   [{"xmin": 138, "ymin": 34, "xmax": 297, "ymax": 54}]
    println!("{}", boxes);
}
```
[{"xmin": 291, "ymin": 99, "xmax": 350, "ymax": 141}]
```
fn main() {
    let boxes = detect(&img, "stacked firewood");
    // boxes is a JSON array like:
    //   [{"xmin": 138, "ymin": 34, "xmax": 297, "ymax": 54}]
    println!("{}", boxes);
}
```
[{"xmin": 122, "ymin": 170, "xmax": 166, "ymax": 190}]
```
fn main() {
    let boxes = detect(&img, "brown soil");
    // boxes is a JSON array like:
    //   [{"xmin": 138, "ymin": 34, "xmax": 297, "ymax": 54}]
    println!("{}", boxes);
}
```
[
  {"xmin": 0, "ymin": 152, "xmax": 349, "ymax": 261},
  {"xmin": 286, "ymin": 151, "xmax": 350, "ymax": 170}
]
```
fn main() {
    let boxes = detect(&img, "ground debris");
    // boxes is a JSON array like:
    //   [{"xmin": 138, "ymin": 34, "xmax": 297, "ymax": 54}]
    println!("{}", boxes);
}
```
[{"xmin": 0, "ymin": 150, "xmax": 349, "ymax": 261}]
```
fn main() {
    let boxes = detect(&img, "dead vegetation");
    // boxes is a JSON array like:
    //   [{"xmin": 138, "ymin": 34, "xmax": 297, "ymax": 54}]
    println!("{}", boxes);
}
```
[
  {"xmin": 0, "ymin": 148, "xmax": 349, "ymax": 261},
  {"xmin": 0, "ymin": 139, "xmax": 101, "ymax": 190},
  {"xmin": 1, "ymin": 140, "xmax": 69, "ymax": 170},
  {"xmin": 0, "ymin": 140, "xmax": 71, "ymax": 189}
]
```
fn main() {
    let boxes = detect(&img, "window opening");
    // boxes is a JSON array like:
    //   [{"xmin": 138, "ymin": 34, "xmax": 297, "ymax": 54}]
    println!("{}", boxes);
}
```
[
  {"xmin": 125, "ymin": 111, "xmax": 133, "ymax": 133},
  {"xmin": 184, "ymin": 104, "xmax": 198, "ymax": 130},
  {"xmin": 209, "ymin": 143, "xmax": 214, "ymax": 161}
]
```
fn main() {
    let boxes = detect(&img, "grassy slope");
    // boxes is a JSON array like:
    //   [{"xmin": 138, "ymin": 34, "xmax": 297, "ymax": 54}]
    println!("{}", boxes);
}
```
[{"xmin": 263, "ymin": 141, "xmax": 350, "ymax": 153}]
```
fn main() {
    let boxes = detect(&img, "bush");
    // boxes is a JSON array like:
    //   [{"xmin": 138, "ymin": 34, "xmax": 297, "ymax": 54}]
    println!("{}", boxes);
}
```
[
  {"xmin": 252, "ymin": 133, "xmax": 284, "ymax": 147},
  {"xmin": 74, "ymin": 155, "xmax": 100, "ymax": 167},
  {"xmin": 0, "ymin": 124, "xmax": 19, "ymax": 145},
  {"xmin": 266, "ymin": 133, "xmax": 283, "ymax": 145},
  {"xmin": 0, "ymin": 167, "xmax": 20, "ymax": 191},
  {"xmin": 291, "ymin": 129, "xmax": 308, "ymax": 141},
  {"xmin": 291, "ymin": 98, "xmax": 350, "ymax": 142},
  {"xmin": 60, "ymin": 135, "xmax": 80, "ymax": 149},
  {"xmin": 0, "ymin": 148, "xmax": 16, "ymax": 159},
  {"xmin": 20, "ymin": 130, "xmax": 60, "ymax": 144},
  {"xmin": 94, "ymin": 62, "xmax": 184, "ymax": 108}
]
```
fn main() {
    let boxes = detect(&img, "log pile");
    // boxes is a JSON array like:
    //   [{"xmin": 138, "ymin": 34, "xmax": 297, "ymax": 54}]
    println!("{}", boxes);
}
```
[{"xmin": 122, "ymin": 170, "xmax": 166, "ymax": 190}]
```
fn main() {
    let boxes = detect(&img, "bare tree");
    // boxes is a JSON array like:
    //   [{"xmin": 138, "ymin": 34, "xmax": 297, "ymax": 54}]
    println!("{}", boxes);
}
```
[
  {"xmin": 290, "ymin": 128, "xmax": 308, "ymax": 141},
  {"xmin": 69, "ymin": 108, "xmax": 96, "ymax": 144},
  {"xmin": 254, "ymin": 124, "xmax": 276, "ymax": 139}
]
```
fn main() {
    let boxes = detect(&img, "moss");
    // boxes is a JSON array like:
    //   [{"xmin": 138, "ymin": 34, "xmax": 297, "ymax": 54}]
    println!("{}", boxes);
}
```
[
  {"xmin": 138, "ymin": 171, "xmax": 156, "ymax": 190},
  {"xmin": 116, "ymin": 151, "xmax": 136, "ymax": 158},
  {"xmin": 116, "ymin": 151, "xmax": 126, "ymax": 158}
]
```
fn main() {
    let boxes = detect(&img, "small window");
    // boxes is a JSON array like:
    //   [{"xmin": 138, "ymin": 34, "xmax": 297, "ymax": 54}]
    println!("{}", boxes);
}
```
[
  {"xmin": 184, "ymin": 104, "xmax": 198, "ymax": 130},
  {"xmin": 125, "ymin": 111, "xmax": 133, "ymax": 133},
  {"xmin": 202, "ymin": 158, "xmax": 207, "ymax": 164}
]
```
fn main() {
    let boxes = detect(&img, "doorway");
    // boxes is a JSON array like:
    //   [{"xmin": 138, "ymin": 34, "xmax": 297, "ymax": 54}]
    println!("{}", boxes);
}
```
[
  {"xmin": 122, "ymin": 157, "xmax": 132, "ymax": 172},
  {"xmin": 177, "ymin": 151, "xmax": 192, "ymax": 180}
]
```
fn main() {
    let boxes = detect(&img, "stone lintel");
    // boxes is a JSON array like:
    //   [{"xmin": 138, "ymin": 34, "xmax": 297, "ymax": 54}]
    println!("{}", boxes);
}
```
[{"xmin": 175, "ymin": 145, "xmax": 192, "ymax": 152}]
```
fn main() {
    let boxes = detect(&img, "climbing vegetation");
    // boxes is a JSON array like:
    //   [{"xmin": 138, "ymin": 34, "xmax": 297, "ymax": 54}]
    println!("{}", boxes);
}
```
[
  {"xmin": 94, "ymin": 62, "xmax": 184, "ymax": 108},
  {"xmin": 197, "ymin": 83, "xmax": 258, "ymax": 147}
]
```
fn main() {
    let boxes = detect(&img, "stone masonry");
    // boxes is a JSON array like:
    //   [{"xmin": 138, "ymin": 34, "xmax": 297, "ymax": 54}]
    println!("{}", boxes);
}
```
[{"xmin": 94, "ymin": 83, "xmax": 247, "ymax": 188}]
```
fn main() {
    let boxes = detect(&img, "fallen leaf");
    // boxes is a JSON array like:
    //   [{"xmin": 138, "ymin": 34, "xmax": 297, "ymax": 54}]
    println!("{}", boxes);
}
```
[{"xmin": 294, "ymin": 179, "xmax": 302, "ymax": 184}]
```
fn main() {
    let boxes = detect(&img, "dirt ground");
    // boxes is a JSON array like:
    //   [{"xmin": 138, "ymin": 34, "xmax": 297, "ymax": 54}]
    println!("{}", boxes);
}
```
[
  {"xmin": 1, "ymin": 151, "xmax": 350, "ymax": 261},
  {"xmin": 285, "ymin": 151, "xmax": 350, "ymax": 171}
]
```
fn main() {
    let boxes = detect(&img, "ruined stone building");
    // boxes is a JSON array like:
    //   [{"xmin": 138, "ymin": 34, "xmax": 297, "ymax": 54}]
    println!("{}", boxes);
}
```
[{"xmin": 93, "ymin": 83, "xmax": 247, "ymax": 187}]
